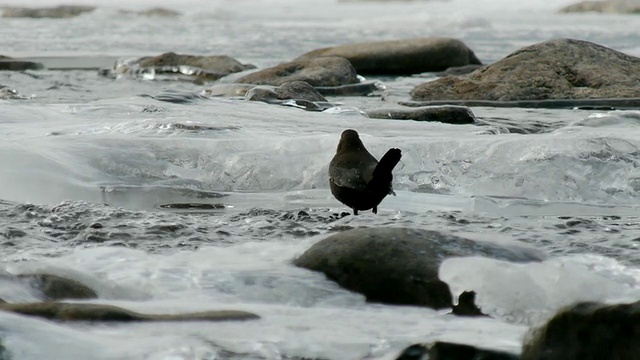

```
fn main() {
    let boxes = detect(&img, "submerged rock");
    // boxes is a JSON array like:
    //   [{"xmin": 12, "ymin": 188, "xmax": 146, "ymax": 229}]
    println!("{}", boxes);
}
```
[
  {"xmin": 120, "ymin": 7, "xmax": 181, "ymax": 17},
  {"xmin": 366, "ymin": 106, "xmax": 476, "ymax": 124},
  {"xmin": 1, "ymin": 5, "xmax": 95, "ymax": 18},
  {"xmin": 110, "ymin": 52, "xmax": 255, "ymax": 82},
  {"xmin": 521, "ymin": 300, "xmax": 640, "ymax": 360},
  {"xmin": 298, "ymin": 37, "xmax": 481, "ymax": 75},
  {"xmin": 560, "ymin": 1, "xmax": 640, "ymax": 14},
  {"xmin": 295, "ymin": 227, "xmax": 544, "ymax": 309},
  {"xmin": 411, "ymin": 38, "xmax": 640, "ymax": 101},
  {"xmin": 245, "ymin": 85, "xmax": 333, "ymax": 111},
  {"xmin": 18, "ymin": 274, "xmax": 97, "ymax": 301},
  {"xmin": 0, "ymin": 302, "xmax": 260, "ymax": 322},
  {"xmin": 397, "ymin": 342, "xmax": 519, "ymax": 360},
  {"xmin": 236, "ymin": 56, "xmax": 359, "ymax": 87}
]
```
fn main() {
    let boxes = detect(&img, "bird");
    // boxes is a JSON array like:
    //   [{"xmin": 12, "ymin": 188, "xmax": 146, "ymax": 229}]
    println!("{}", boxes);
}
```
[{"xmin": 328, "ymin": 129, "xmax": 402, "ymax": 215}]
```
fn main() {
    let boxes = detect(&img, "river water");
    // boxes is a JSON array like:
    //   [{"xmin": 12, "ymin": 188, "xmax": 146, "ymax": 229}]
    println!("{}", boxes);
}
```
[{"xmin": 1, "ymin": 0, "xmax": 640, "ymax": 359}]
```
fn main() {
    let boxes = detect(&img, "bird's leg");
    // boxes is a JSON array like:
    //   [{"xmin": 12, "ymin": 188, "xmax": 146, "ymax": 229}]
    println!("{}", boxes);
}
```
[
  {"xmin": 353, "ymin": 209, "xmax": 358, "ymax": 215},
  {"xmin": 372, "ymin": 206, "xmax": 378, "ymax": 214}
]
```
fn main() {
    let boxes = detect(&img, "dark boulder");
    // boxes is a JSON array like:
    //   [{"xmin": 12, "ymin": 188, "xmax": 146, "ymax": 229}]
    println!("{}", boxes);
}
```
[
  {"xmin": 0, "ymin": 57, "xmax": 44, "ymax": 71},
  {"xmin": 236, "ymin": 56, "xmax": 359, "ymax": 87},
  {"xmin": 366, "ymin": 106, "xmax": 476, "ymax": 124},
  {"xmin": 0, "ymin": 301, "xmax": 259, "ymax": 322},
  {"xmin": 1, "ymin": 5, "xmax": 95, "ymax": 18},
  {"xmin": 294, "ymin": 227, "xmax": 544, "ymax": 309},
  {"xmin": 18, "ymin": 273, "xmax": 97, "ymax": 301},
  {"xmin": 298, "ymin": 37, "xmax": 481, "ymax": 75},
  {"xmin": 521, "ymin": 300, "xmax": 640, "ymax": 360},
  {"xmin": 411, "ymin": 38, "xmax": 640, "ymax": 101},
  {"xmin": 397, "ymin": 342, "xmax": 519, "ymax": 360},
  {"xmin": 560, "ymin": 1, "xmax": 640, "ymax": 14}
]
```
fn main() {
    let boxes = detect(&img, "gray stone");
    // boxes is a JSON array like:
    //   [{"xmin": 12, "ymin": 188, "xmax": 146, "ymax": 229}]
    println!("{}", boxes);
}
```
[
  {"xmin": 298, "ymin": 37, "xmax": 481, "ymax": 75},
  {"xmin": 522, "ymin": 300, "xmax": 640, "ymax": 360},
  {"xmin": 411, "ymin": 38, "xmax": 640, "ymax": 101},
  {"xmin": 295, "ymin": 227, "xmax": 544, "ymax": 309},
  {"xmin": 1, "ymin": 5, "xmax": 95, "ymax": 18},
  {"xmin": 0, "ymin": 301, "xmax": 259, "ymax": 322},
  {"xmin": 560, "ymin": 1, "xmax": 640, "ymax": 14},
  {"xmin": 136, "ymin": 52, "xmax": 254, "ymax": 74},
  {"xmin": 120, "ymin": 7, "xmax": 181, "ymax": 17},
  {"xmin": 275, "ymin": 81, "xmax": 327, "ymax": 102},
  {"xmin": 236, "ymin": 56, "xmax": 359, "ymax": 87},
  {"xmin": 366, "ymin": 106, "xmax": 476, "ymax": 124}
]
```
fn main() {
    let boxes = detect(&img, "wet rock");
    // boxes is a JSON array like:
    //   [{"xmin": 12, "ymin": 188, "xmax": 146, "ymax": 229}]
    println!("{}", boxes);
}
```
[
  {"xmin": 294, "ymin": 227, "xmax": 544, "ymax": 309},
  {"xmin": 0, "ymin": 59, "xmax": 44, "ymax": 71},
  {"xmin": 245, "ymin": 81, "xmax": 333, "ymax": 111},
  {"xmin": 315, "ymin": 80, "xmax": 384, "ymax": 96},
  {"xmin": 434, "ymin": 64, "xmax": 483, "ymax": 77},
  {"xmin": 521, "ymin": 300, "xmax": 640, "ymax": 360},
  {"xmin": 397, "ymin": 342, "xmax": 519, "ymax": 360},
  {"xmin": 236, "ymin": 56, "xmax": 359, "ymax": 87},
  {"xmin": 0, "ymin": 86, "xmax": 26, "ymax": 100},
  {"xmin": 111, "ymin": 52, "xmax": 255, "ymax": 82},
  {"xmin": 1, "ymin": 5, "xmax": 95, "ymax": 18},
  {"xmin": 18, "ymin": 273, "xmax": 97, "ymax": 300},
  {"xmin": 399, "ymin": 98, "xmax": 640, "ymax": 110},
  {"xmin": 136, "ymin": 52, "xmax": 254, "ymax": 74},
  {"xmin": 120, "ymin": 7, "xmax": 181, "ymax": 17},
  {"xmin": 0, "ymin": 301, "xmax": 260, "ymax": 322},
  {"xmin": 276, "ymin": 81, "xmax": 327, "ymax": 102},
  {"xmin": 450, "ymin": 291, "xmax": 489, "ymax": 317},
  {"xmin": 298, "ymin": 37, "xmax": 482, "ymax": 75},
  {"xmin": 366, "ymin": 106, "xmax": 476, "ymax": 124},
  {"xmin": 560, "ymin": 1, "xmax": 640, "ymax": 14},
  {"xmin": 411, "ymin": 38, "xmax": 640, "ymax": 101}
]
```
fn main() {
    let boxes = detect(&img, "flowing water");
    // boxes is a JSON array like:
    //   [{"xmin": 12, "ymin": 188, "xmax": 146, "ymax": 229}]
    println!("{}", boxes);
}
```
[{"xmin": 1, "ymin": 0, "xmax": 640, "ymax": 359}]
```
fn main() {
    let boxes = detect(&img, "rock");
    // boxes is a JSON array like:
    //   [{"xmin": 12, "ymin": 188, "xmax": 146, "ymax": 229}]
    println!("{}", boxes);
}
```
[
  {"xmin": 275, "ymin": 81, "xmax": 327, "ymax": 102},
  {"xmin": 298, "ymin": 37, "xmax": 482, "ymax": 75},
  {"xmin": 236, "ymin": 56, "xmax": 359, "ymax": 87},
  {"xmin": 0, "ymin": 302, "xmax": 259, "ymax": 322},
  {"xmin": 120, "ymin": 7, "xmax": 181, "ymax": 17},
  {"xmin": 1, "ymin": 5, "xmax": 95, "ymax": 18},
  {"xmin": 111, "ymin": 52, "xmax": 255, "ymax": 82},
  {"xmin": 0, "ymin": 59, "xmax": 44, "ymax": 71},
  {"xmin": 521, "ymin": 300, "xmax": 640, "ymax": 360},
  {"xmin": 366, "ymin": 106, "xmax": 476, "ymax": 124},
  {"xmin": 136, "ymin": 52, "xmax": 254, "ymax": 74},
  {"xmin": 245, "ymin": 85, "xmax": 333, "ymax": 111},
  {"xmin": 450, "ymin": 291, "xmax": 489, "ymax": 317},
  {"xmin": 560, "ymin": 1, "xmax": 640, "ymax": 14},
  {"xmin": 315, "ymin": 81, "xmax": 384, "ymax": 96},
  {"xmin": 397, "ymin": 342, "xmax": 519, "ymax": 360},
  {"xmin": 434, "ymin": 64, "xmax": 483, "ymax": 77},
  {"xmin": 18, "ymin": 274, "xmax": 97, "ymax": 300},
  {"xmin": 399, "ymin": 98, "xmax": 640, "ymax": 110},
  {"xmin": 0, "ymin": 86, "xmax": 26, "ymax": 100},
  {"xmin": 295, "ymin": 227, "xmax": 544, "ymax": 309},
  {"xmin": 411, "ymin": 38, "xmax": 640, "ymax": 101}
]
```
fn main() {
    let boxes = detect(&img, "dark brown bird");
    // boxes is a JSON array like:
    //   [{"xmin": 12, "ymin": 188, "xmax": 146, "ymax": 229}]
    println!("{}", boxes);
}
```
[{"xmin": 329, "ymin": 129, "xmax": 402, "ymax": 215}]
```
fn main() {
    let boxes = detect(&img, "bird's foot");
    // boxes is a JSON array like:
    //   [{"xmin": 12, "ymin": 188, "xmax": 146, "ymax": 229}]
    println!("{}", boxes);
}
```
[
  {"xmin": 353, "ymin": 209, "xmax": 358, "ymax": 215},
  {"xmin": 372, "ymin": 207, "xmax": 378, "ymax": 214}
]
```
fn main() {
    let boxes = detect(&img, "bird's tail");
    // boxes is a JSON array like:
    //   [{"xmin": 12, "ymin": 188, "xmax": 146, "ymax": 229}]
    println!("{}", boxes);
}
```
[{"xmin": 368, "ymin": 148, "xmax": 402, "ymax": 193}]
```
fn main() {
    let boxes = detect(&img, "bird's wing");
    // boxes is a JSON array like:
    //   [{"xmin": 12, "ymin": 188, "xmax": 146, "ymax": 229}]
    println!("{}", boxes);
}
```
[{"xmin": 329, "ymin": 165, "xmax": 369, "ymax": 190}]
